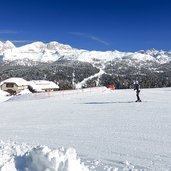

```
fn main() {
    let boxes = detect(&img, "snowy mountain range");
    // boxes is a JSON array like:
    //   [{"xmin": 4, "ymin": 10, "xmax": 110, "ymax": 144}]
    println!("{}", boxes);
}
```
[
  {"xmin": 0, "ymin": 40, "xmax": 171, "ymax": 64},
  {"xmin": 0, "ymin": 40, "xmax": 171, "ymax": 89}
]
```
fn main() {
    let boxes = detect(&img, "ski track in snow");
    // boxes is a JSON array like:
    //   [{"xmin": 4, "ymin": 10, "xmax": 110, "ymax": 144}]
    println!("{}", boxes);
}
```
[
  {"xmin": 75, "ymin": 68, "xmax": 105, "ymax": 89},
  {"xmin": 0, "ymin": 87, "xmax": 171, "ymax": 171}
]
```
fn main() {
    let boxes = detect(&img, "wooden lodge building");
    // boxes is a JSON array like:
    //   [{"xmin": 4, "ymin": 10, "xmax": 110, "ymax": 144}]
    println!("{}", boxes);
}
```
[{"xmin": 0, "ymin": 77, "xmax": 59, "ymax": 95}]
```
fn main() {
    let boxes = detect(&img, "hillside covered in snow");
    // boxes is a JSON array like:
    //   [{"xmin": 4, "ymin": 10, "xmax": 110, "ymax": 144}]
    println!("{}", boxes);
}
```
[{"xmin": 0, "ymin": 41, "xmax": 171, "ymax": 89}]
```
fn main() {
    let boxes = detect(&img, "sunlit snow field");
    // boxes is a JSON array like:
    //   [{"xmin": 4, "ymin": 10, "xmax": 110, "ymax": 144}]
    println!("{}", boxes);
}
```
[{"xmin": 0, "ymin": 87, "xmax": 171, "ymax": 171}]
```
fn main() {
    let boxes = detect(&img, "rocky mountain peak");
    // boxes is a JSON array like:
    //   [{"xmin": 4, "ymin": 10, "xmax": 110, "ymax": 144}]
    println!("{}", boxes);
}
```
[{"xmin": 0, "ymin": 40, "xmax": 15, "ymax": 51}]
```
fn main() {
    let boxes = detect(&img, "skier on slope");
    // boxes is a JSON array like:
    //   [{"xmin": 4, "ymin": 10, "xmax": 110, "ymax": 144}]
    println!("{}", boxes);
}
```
[{"xmin": 134, "ymin": 81, "xmax": 141, "ymax": 102}]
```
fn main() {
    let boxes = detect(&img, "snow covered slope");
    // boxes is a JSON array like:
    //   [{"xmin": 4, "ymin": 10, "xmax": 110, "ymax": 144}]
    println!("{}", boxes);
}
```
[
  {"xmin": 0, "ymin": 87, "xmax": 171, "ymax": 170},
  {"xmin": 0, "ymin": 41, "xmax": 171, "ymax": 64}
]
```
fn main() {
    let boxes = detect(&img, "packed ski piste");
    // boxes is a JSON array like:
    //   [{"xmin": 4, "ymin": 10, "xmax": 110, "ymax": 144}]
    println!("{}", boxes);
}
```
[{"xmin": 0, "ymin": 86, "xmax": 171, "ymax": 171}]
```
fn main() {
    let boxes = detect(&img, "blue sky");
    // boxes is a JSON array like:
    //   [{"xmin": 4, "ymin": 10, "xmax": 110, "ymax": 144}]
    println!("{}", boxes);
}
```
[{"xmin": 0, "ymin": 0, "xmax": 171, "ymax": 51}]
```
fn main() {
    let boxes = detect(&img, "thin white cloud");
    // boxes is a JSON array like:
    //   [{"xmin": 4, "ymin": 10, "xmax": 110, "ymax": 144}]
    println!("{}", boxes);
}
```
[
  {"xmin": 0, "ymin": 30, "xmax": 19, "ymax": 34},
  {"xmin": 10, "ymin": 40, "xmax": 33, "ymax": 43},
  {"xmin": 69, "ymin": 32, "xmax": 109, "ymax": 45},
  {"xmin": 90, "ymin": 36, "xmax": 109, "ymax": 46}
]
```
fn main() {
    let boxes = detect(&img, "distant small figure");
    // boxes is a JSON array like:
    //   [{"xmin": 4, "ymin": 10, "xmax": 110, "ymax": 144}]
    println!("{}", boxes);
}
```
[{"xmin": 134, "ymin": 81, "xmax": 141, "ymax": 102}]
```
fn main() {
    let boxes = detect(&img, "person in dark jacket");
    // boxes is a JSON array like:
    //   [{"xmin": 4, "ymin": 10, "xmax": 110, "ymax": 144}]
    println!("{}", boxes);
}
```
[{"xmin": 134, "ymin": 81, "xmax": 141, "ymax": 102}]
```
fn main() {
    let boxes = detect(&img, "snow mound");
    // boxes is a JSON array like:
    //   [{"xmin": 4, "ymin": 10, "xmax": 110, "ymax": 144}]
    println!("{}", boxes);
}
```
[
  {"xmin": 0, "ymin": 141, "xmax": 137, "ymax": 171},
  {"xmin": 17, "ymin": 89, "xmax": 32, "ymax": 95},
  {"xmin": 0, "ymin": 90, "xmax": 11, "ymax": 102},
  {"xmin": 0, "ymin": 141, "xmax": 88, "ymax": 171},
  {"xmin": 0, "ymin": 89, "xmax": 9, "ymax": 96}
]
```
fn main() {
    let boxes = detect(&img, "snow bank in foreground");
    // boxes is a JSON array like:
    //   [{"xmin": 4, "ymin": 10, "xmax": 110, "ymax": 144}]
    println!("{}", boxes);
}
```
[
  {"xmin": 0, "ymin": 141, "xmax": 137, "ymax": 171},
  {"xmin": 0, "ymin": 141, "xmax": 88, "ymax": 171}
]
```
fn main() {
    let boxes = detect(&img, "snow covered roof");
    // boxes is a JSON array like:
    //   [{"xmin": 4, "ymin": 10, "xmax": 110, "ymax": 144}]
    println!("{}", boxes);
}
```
[
  {"xmin": 29, "ymin": 80, "xmax": 59, "ymax": 91},
  {"xmin": 0, "ymin": 78, "xmax": 59, "ymax": 92},
  {"xmin": 0, "ymin": 77, "xmax": 29, "ymax": 86}
]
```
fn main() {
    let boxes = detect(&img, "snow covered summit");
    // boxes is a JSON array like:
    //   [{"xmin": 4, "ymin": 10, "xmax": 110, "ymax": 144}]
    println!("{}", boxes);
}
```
[
  {"xmin": 0, "ymin": 40, "xmax": 15, "ymax": 51},
  {"xmin": 0, "ymin": 41, "xmax": 171, "ymax": 64}
]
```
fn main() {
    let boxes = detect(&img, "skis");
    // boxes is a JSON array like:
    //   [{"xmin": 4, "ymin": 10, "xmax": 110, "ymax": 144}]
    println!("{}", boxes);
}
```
[{"xmin": 135, "ymin": 100, "xmax": 142, "ymax": 102}]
